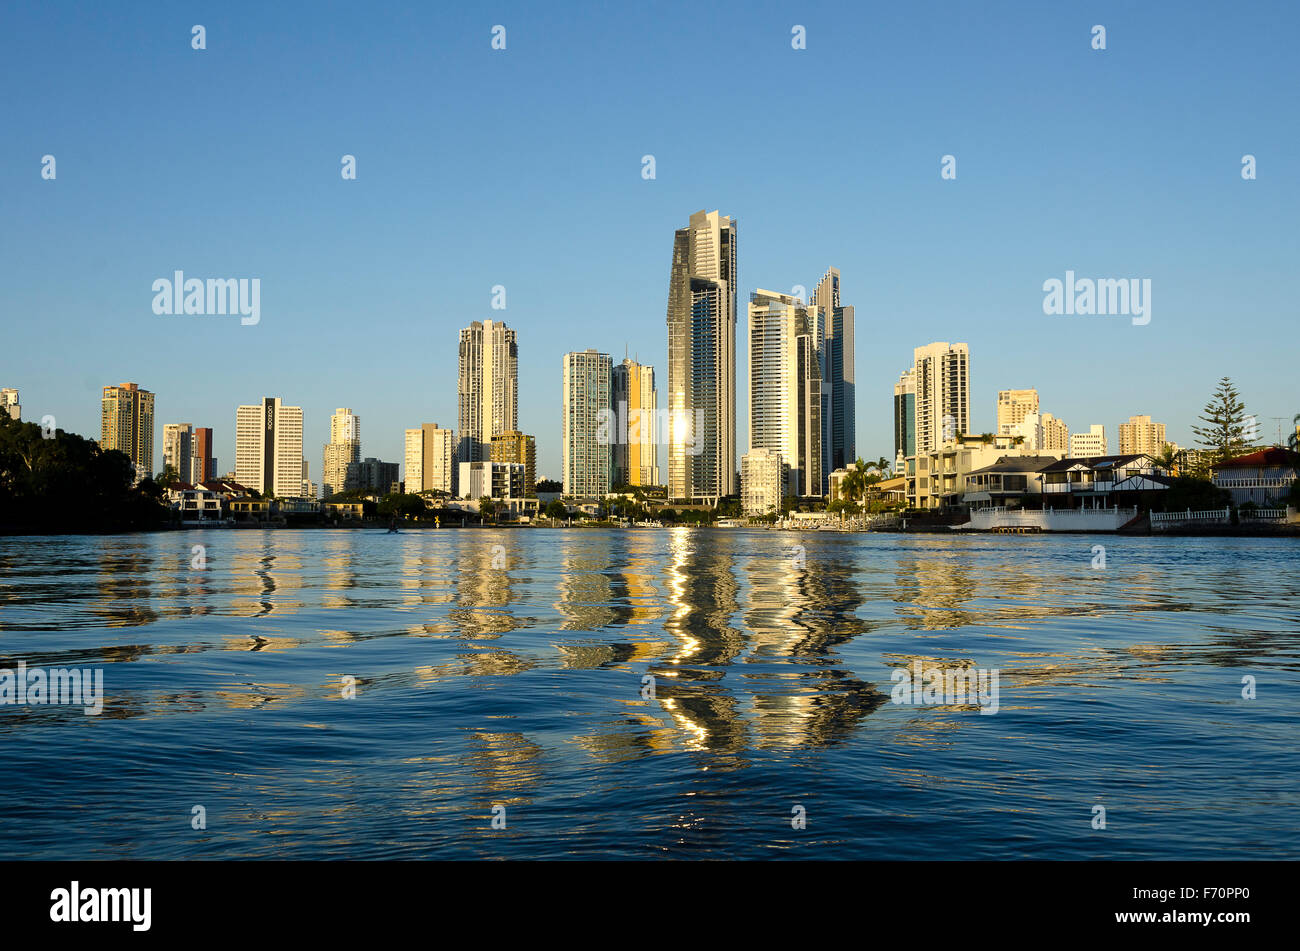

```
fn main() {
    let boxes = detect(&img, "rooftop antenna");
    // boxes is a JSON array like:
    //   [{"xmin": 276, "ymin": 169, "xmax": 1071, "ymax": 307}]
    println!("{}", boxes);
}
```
[{"xmin": 1269, "ymin": 416, "xmax": 1287, "ymax": 446}]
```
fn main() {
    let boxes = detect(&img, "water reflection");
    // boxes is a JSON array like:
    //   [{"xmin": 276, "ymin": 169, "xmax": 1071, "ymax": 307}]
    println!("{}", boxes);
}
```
[{"xmin": 1, "ymin": 530, "xmax": 1297, "ymax": 859}]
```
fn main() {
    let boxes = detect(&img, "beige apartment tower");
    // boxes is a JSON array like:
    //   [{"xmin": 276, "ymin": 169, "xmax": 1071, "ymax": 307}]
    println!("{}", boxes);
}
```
[
  {"xmin": 996, "ymin": 389, "xmax": 1040, "ymax": 434},
  {"xmin": 1118, "ymin": 414, "xmax": 1167, "ymax": 455},
  {"xmin": 100, "ymin": 382, "xmax": 155, "ymax": 477},
  {"xmin": 1040, "ymin": 412, "xmax": 1070, "ymax": 452},
  {"xmin": 405, "ymin": 424, "xmax": 456, "ymax": 495},
  {"xmin": 490, "ymin": 431, "xmax": 537, "ymax": 496},
  {"xmin": 322, "ymin": 408, "xmax": 361, "ymax": 498},
  {"xmin": 458, "ymin": 320, "xmax": 518, "ymax": 469}
]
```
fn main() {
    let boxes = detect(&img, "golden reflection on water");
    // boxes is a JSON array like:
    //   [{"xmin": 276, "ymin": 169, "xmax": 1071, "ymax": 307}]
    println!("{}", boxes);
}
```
[
  {"xmin": 7, "ymin": 529, "xmax": 1287, "ymax": 776},
  {"xmin": 95, "ymin": 538, "xmax": 157, "ymax": 628}
]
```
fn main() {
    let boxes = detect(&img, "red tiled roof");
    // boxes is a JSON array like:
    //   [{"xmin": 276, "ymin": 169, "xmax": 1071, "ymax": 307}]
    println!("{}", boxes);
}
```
[{"xmin": 1215, "ymin": 447, "xmax": 1300, "ymax": 469}]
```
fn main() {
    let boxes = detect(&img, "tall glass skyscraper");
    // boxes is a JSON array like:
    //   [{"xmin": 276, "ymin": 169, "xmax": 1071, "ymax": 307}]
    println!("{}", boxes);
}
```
[
  {"xmin": 810, "ymin": 268, "xmax": 855, "ymax": 490},
  {"xmin": 893, "ymin": 368, "xmax": 916, "ymax": 464},
  {"xmin": 747, "ymin": 290, "xmax": 821, "ymax": 498},
  {"xmin": 611, "ymin": 357, "xmax": 659, "ymax": 487},
  {"xmin": 666, "ymin": 210, "xmax": 737, "ymax": 503}
]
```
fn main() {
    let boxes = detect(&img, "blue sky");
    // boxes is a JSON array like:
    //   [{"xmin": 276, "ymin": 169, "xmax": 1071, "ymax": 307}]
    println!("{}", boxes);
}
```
[{"xmin": 3, "ymin": 1, "xmax": 1297, "ymax": 481}]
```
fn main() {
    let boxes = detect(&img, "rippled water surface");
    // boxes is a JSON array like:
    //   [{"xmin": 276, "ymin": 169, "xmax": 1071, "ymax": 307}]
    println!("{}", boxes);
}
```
[{"xmin": 0, "ymin": 528, "xmax": 1296, "ymax": 859}]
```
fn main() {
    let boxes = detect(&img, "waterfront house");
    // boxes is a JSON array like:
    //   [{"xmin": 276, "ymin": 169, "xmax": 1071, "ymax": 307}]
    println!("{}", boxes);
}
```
[
  {"xmin": 908, "ymin": 435, "xmax": 1065, "ymax": 509},
  {"xmin": 871, "ymin": 475, "xmax": 908, "ymax": 504},
  {"xmin": 322, "ymin": 501, "xmax": 365, "ymax": 519},
  {"xmin": 1211, "ymin": 447, "xmax": 1300, "ymax": 506},
  {"xmin": 229, "ymin": 498, "xmax": 272, "ymax": 520},
  {"xmin": 963, "ymin": 455, "xmax": 1060, "ymax": 509},
  {"xmin": 1038, "ymin": 454, "xmax": 1170, "ymax": 509},
  {"xmin": 165, "ymin": 483, "xmax": 225, "ymax": 520}
]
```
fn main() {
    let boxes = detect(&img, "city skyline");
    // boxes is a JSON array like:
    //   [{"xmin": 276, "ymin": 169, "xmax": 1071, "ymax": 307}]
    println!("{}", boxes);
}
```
[{"xmin": 4, "ymin": 3, "xmax": 1297, "ymax": 481}]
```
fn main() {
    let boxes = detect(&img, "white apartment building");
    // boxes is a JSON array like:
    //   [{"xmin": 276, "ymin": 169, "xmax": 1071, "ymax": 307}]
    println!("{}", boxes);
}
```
[
  {"xmin": 914, "ymin": 342, "xmax": 970, "ymax": 455},
  {"xmin": 1069, "ymin": 424, "xmax": 1108, "ymax": 457},
  {"xmin": 748, "ymin": 289, "xmax": 821, "ymax": 498},
  {"xmin": 741, "ymin": 448, "xmax": 786, "ymax": 516},
  {"xmin": 562, "ymin": 350, "xmax": 613, "ymax": 497},
  {"xmin": 322, "ymin": 408, "xmax": 360, "ymax": 498},
  {"xmin": 235, "ymin": 397, "xmax": 304, "ymax": 498},
  {"xmin": 458, "ymin": 460, "xmax": 525, "ymax": 500},
  {"xmin": 162, "ymin": 423, "xmax": 193, "ymax": 481}
]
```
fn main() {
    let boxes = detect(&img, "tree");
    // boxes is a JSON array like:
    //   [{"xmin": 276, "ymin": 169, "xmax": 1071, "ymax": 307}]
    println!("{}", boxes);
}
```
[
  {"xmin": 0, "ymin": 416, "xmax": 169, "ymax": 532},
  {"xmin": 1162, "ymin": 476, "xmax": 1230, "ymax": 512},
  {"xmin": 377, "ymin": 493, "xmax": 427, "ymax": 519},
  {"xmin": 840, "ymin": 458, "xmax": 869, "ymax": 507},
  {"xmin": 715, "ymin": 497, "xmax": 741, "ymax": 519},
  {"xmin": 1152, "ymin": 442, "xmax": 1185, "ymax": 475},
  {"xmin": 1192, "ymin": 377, "xmax": 1251, "ymax": 464},
  {"xmin": 543, "ymin": 499, "xmax": 567, "ymax": 520},
  {"xmin": 157, "ymin": 463, "xmax": 181, "ymax": 486},
  {"xmin": 478, "ymin": 496, "xmax": 498, "ymax": 523}
]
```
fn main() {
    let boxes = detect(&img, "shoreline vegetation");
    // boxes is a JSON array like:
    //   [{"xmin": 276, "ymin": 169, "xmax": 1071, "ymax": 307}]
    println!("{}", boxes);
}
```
[{"xmin": 3, "ymin": 416, "xmax": 1296, "ymax": 538}]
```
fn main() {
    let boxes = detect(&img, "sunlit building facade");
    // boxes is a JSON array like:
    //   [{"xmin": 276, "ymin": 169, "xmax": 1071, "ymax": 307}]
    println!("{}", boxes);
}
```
[
  {"xmin": 666, "ymin": 209, "xmax": 737, "ymax": 503},
  {"xmin": 100, "ymin": 382, "xmax": 155, "ymax": 479}
]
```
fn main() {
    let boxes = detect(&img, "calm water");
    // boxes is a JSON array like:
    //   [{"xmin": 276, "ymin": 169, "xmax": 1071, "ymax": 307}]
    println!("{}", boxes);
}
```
[{"xmin": 0, "ymin": 528, "xmax": 1296, "ymax": 859}]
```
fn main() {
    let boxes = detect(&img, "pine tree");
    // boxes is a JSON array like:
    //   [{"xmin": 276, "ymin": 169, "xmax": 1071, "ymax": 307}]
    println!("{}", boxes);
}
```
[{"xmin": 1191, "ymin": 377, "xmax": 1250, "ymax": 464}]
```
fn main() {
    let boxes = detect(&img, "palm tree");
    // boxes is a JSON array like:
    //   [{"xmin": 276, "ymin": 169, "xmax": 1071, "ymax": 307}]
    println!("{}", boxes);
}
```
[
  {"xmin": 1152, "ymin": 442, "xmax": 1184, "ymax": 475},
  {"xmin": 840, "ymin": 457, "xmax": 870, "ymax": 510}
]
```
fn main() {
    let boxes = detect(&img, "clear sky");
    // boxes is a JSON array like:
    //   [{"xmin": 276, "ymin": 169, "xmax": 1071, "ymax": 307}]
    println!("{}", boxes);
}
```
[{"xmin": 3, "ymin": 1, "xmax": 1297, "ymax": 482}]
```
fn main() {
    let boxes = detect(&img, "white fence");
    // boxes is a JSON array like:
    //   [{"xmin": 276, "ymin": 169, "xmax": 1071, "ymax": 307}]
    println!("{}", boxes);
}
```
[
  {"xmin": 964, "ymin": 507, "xmax": 1137, "ymax": 532},
  {"xmin": 1150, "ymin": 507, "xmax": 1231, "ymax": 528},
  {"xmin": 1240, "ymin": 508, "xmax": 1287, "ymax": 521}
]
